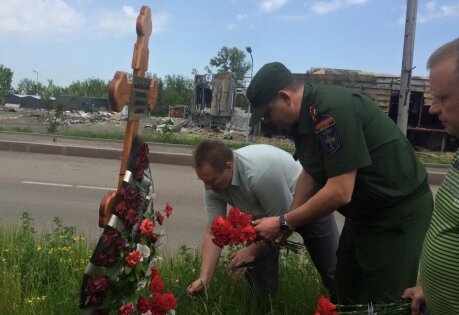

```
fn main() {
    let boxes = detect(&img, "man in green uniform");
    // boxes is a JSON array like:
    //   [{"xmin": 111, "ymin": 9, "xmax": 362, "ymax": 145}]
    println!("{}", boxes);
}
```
[
  {"xmin": 403, "ymin": 37, "xmax": 459, "ymax": 315},
  {"xmin": 248, "ymin": 62, "xmax": 433, "ymax": 304}
]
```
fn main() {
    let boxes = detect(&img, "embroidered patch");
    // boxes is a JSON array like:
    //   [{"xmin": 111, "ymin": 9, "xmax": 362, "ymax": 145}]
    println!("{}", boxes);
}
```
[
  {"xmin": 315, "ymin": 115, "xmax": 335, "ymax": 134},
  {"xmin": 315, "ymin": 115, "xmax": 340, "ymax": 154}
]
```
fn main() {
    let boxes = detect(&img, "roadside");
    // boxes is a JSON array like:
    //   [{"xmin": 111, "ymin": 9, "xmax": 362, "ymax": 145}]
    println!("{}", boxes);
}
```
[
  {"xmin": 0, "ymin": 131, "xmax": 448, "ymax": 185},
  {"xmin": 0, "ymin": 107, "xmax": 450, "ymax": 184}
]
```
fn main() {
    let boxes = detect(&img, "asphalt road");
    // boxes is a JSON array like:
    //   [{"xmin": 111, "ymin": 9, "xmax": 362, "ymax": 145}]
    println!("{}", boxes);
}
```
[
  {"xmin": 0, "ymin": 150, "xmax": 438, "ymax": 255},
  {"xmin": 0, "ymin": 150, "xmax": 207, "ymax": 254}
]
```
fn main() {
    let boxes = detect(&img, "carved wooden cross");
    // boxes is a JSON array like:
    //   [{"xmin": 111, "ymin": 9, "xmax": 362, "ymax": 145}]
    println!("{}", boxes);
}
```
[{"xmin": 99, "ymin": 6, "xmax": 157, "ymax": 227}]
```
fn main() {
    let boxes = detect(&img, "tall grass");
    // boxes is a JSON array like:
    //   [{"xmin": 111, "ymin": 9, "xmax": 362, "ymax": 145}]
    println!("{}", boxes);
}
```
[{"xmin": 0, "ymin": 214, "xmax": 326, "ymax": 314}]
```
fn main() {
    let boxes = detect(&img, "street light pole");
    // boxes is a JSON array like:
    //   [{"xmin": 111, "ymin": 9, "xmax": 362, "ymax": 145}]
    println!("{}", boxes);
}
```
[
  {"xmin": 33, "ymin": 70, "xmax": 39, "ymax": 96},
  {"xmin": 245, "ymin": 46, "xmax": 253, "ymax": 143}
]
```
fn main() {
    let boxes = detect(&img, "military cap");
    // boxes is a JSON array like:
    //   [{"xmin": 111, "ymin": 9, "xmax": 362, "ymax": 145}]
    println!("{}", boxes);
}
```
[{"xmin": 246, "ymin": 62, "xmax": 293, "ymax": 126}]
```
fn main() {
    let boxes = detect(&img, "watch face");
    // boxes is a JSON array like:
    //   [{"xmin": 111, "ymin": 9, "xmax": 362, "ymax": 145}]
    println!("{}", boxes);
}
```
[{"xmin": 280, "ymin": 223, "xmax": 292, "ymax": 233}]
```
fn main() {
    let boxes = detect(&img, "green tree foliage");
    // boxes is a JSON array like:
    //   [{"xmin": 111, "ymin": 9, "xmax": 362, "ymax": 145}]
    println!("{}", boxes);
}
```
[
  {"xmin": 209, "ymin": 46, "xmax": 251, "ymax": 81},
  {"xmin": 0, "ymin": 65, "xmax": 14, "ymax": 101},
  {"xmin": 154, "ymin": 75, "xmax": 193, "ymax": 116},
  {"xmin": 66, "ymin": 78, "xmax": 109, "ymax": 97},
  {"xmin": 40, "ymin": 80, "xmax": 69, "ymax": 133},
  {"xmin": 16, "ymin": 78, "xmax": 40, "ymax": 95}
]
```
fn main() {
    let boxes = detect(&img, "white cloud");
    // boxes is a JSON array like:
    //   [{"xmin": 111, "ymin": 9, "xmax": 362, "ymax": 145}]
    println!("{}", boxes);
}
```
[
  {"xmin": 152, "ymin": 12, "xmax": 171, "ymax": 34},
  {"xmin": 417, "ymin": 0, "xmax": 459, "ymax": 23},
  {"xmin": 0, "ymin": 0, "xmax": 84, "ymax": 39},
  {"xmin": 226, "ymin": 13, "xmax": 248, "ymax": 31},
  {"xmin": 96, "ymin": 6, "xmax": 170, "ymax": 36},
  {"xmin": 310, "ymin": 0, "xmax": 370, "ymax": 15},
  {"xmin": 96, "ymin": 6, "xmax": 138, "ymax": 36},
  {"xmin": 259, "ymin": 0, "xmax": 288, "ymax": 13},
  {"xmin": 274, "ymin": 15, "xmax": 308, "ymax": 21}
]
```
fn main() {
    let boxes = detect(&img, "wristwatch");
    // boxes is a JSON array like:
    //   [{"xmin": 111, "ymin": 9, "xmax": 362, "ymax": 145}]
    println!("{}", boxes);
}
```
[{"xmin": 279, "ymin": 214, "xmax": 294, "ymax": 233}]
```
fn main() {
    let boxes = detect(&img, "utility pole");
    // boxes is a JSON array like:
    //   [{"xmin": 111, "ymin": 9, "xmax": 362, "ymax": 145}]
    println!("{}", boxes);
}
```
[
  {"xmin": 397, "ymin": 0, "xmax": 418, "ymax": 135},
  {"xmin": 245, "ymin": 46, "xmax": 253, "ymax": 143},
  {"xmin": 33, "ymin": 70, "xmax": 39, "ymax": 96}
]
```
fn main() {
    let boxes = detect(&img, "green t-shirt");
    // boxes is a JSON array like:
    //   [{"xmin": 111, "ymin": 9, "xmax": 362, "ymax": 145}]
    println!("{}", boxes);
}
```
[
  {"xmin": 421, "ymin": 149, "xmax": 459, "ymax": 314},
  {"xmin": 291, "ymin": 84, "xmax": 428, "ymax": 219}
]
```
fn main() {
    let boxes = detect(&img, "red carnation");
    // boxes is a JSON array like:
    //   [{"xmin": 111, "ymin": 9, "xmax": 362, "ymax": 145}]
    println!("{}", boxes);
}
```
[
  {"xmin": 125, "ymin": 208, "xmax": 138, "ymax": 226},
  {"xmin": 227, "ymin": 207, "xmax": 252, "ymax": 227},
  {"xmin": 137, "ymin": 296, "xmax": 151, "ymax": 313},
  {"xmin": 93, "ymin": 252, "xmax": 119, "ymax": 267},
  {"xmin": 84, "ymin": 292, "xmax": 105, "ymax": 307},
  {"xmin": 121, "ymin": 186, "xmax": 142, "ymax": 209},
  {"xmin": 165, "ymin": 203, "xmax": 173, "ymax": 218},
  {"xmin": 314, "ymin": 295, "xmax": 338, "ymax": 315},
  {"xmin": 149, "ymin": 274, "xmax": 164, "ymax": 294},
  {"xmin": 210, "ymin": 216, "xmax": 233, "ymax": 247},
  {"xmin": 140, "ymin": 218, "xmax": 155, "ymax": 236},
  {"xmin": 114, "ymin": 201, "xmax": 129, "ymax": 218},
  {"xmin": 102, "ymin": 229, "xmax": 125, "ymax": 251},
  {"xmin": 119, "ymin": 303, "xmax": 134, "ymax": 315},
  {"xmin": 151, "ymin": 292, "xmax": 177, "ymax": 313},
  {"xmin": 87, "ymin": 275, "xmax": 110, "ymax": 293},
  {"xmin": 125, "ymin": 250, "xmax": 142, "ymax": 267},
  {"xmin": 241, "ymin": 224, "xmax": 256, "ymax": 242},
  {"xmin": 150, "ymin": 267, "xmax": 160, "ymax": 278},
  {"xmin": 137, "ymin": 142, "xmax": 149, "ymax": 158},
  {"xmin": 156, "ymin": 211, "xmax": 164, "ymax": 225}
]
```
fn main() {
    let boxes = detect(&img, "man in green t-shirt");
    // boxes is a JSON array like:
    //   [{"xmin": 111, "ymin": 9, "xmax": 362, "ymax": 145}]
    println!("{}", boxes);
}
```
[
  {"xmin": 247, "ymin": 62, "xmax": 433, "ymax": 304},
  {"xmin": 403, "ymin": 38, "xmax": 459, "ymax": 315}
]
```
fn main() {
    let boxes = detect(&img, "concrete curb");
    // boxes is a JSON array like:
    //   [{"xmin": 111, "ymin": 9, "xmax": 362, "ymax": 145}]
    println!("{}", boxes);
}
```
[
  {"xmin": 0, "ymin": 138, "xmax": 446, "ymax": 185},
  {"xmin": 0, "ymin": 139, "xmax": 194, "ymax": 166}
]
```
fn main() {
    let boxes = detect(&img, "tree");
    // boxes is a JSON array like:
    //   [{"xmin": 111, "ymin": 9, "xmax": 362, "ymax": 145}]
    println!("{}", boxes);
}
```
[
  {"xmin": 209, "ymin": 46, "xmax": 251, "ymax": 81},
  {"xmin": 0, "ymin": 65, "xmax": 14, "ymax": 101},
  {"xmin": 16, "ymin": 78, "xmax": 38, "ymax": 95},
  {"xmin": 66, "ymin": 78, "xmax": 109, "ymax": 97},
  {"xmin": 41, "ymin": 80, "xmax": 70, "ymax": 133},
  {"xmin": 155, "ymin": 74, "xmax": 193, "ymax": 116}
]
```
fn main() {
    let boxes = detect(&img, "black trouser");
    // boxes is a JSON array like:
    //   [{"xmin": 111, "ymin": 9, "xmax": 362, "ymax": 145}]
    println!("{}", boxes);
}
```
[{"xmin": 245, "ymin": 213, "xmax": 339, "ymax": 299}]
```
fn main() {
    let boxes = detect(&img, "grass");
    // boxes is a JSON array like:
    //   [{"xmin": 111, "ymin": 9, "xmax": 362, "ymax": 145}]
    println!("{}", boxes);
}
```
[
  {"xmin": 60, "ymin": 129, "xmax": 454, "ymax": 165},
  {"xmin": 0, "ymin": 214, "xmax": 326, "ymax": 315},
  {"xmin": 0, "ymin": 126, "xmax": 33, "ymax": 133},
  {"xmin": 0, "ymin": 126, "xmax": 454, "ymax": 164}
]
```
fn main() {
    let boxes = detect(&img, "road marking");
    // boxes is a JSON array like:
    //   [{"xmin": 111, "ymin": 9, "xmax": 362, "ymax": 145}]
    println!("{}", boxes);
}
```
[{"xmin": 21, "ymin": 181, "xmax": 114, "ymax": 191}]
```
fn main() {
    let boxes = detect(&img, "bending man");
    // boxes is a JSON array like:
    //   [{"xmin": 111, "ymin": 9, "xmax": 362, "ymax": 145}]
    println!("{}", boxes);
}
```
[{"xmin": 186, "ymin": 140, "xmax": 339, "ymax": 299}]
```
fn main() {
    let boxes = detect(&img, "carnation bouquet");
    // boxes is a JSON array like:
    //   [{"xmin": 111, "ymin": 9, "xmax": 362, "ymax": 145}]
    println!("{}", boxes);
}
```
[
  {"xmin": 79, "ymin": 139, "xmax": 176, "ymax": 315},
  {"xmin": 314, "ymin": 295, "xmax": 411, "ymax": 315},
  {"xmin": 210, "ymin": 207, "xmax": 303, "ymax": 254}
]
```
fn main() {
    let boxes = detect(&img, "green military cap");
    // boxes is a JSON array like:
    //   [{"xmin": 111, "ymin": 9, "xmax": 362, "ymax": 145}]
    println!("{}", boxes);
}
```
[{"xmin": 246, "ymin": 62, "xmax": 293, "ymax": 126}]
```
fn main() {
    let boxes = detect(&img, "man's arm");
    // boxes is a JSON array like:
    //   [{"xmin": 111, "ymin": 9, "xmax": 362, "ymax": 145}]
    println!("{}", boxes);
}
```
[
  {"xmin": 186, "ymin": 226, "xmax": 222, "ymax": 294},
  {"xmin": 290, "ymin": 169, "xmax": 320, "ymax": 210},
  {"xmin": 227, "ymin": 241, "xmax": 271, "ymax": 278},
  {"xmin": 254, "ymin": 170, "xmax": 356, "ymax": 241}
]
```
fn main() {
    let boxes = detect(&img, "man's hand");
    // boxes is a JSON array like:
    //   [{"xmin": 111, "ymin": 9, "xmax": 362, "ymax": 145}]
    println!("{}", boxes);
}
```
[
  {"xmin": 227, "ymin": 247, "xmax": 257, "ymax": 279},
  {"xmin": 402, "ymin": 285, "xmax": 425, "ymax": 315},
  {"xmin": 186, "ymin": 278, "xmax": 208, "ymax": 295},
  {"xmin": 252, "ymin": 216, "xmax": 283, "ymax": 241}
]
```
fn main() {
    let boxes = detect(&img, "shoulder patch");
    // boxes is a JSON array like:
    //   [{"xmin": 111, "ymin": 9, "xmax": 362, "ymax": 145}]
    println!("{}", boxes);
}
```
[{"xmin": 315, "ymin": 115, "xmax": 340, "ymax": 154}]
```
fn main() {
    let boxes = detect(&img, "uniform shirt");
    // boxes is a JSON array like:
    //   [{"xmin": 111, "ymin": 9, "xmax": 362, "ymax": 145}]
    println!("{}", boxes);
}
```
[
  {"xmin": 204, "ymin": 144, "xmax": 302, "ymax": 225},
  {"xmin": 421, "ymin": 149, "xmax": 459, "ymax": 314},
  {"xmin": 291, "ymin": 84, "xmax": 428, "ymax": 219}
]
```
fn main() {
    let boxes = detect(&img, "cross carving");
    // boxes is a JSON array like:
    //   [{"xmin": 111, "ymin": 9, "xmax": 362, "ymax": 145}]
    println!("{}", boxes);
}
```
[{"xmin": 99, "ymin": 6, "xmax": 157, "ymax": 227}]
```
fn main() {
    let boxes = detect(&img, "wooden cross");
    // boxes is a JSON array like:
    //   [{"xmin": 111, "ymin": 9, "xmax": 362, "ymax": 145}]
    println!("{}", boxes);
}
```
[{"xmin": 99, "ymin": 6, "xmax": 157, "ymax": 227}]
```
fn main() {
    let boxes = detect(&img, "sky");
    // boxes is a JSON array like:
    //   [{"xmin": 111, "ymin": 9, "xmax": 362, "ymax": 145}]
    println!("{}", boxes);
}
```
[{"xmin": 1, "ymin": 0, "xmax": 459, "ymax": 89}]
